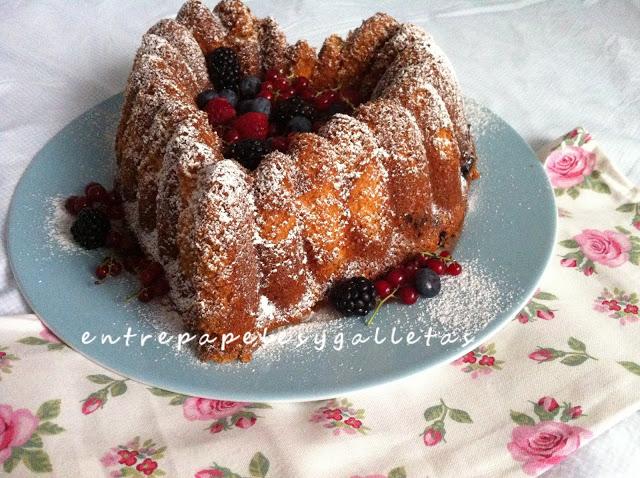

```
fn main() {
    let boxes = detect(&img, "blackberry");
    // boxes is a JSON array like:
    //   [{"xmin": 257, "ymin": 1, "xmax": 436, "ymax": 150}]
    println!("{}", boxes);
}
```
[
  {"xmin": 330, "ymin": 277, "xmax": 377, "ymax": 316},
  {"xmin": 206, "ymin": 47, "xmax": 241, "ymax": 92},
  {"xmin": 228, "ymin": 139, "xmax": 271, "ymax": 170},
  {"xmin": 461, "ymin": 152, "xmax": 475, "ymax": 178},
  {"xmin": 272, "ymin": 96, "xmax": 316, "ymax": 125},
  {"xmin": 70, "ymin": 208, "xmax": 111, "ymax": 249}
]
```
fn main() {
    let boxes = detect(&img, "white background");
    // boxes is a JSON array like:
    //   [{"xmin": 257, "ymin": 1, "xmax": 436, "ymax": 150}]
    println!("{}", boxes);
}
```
[{"xmin": 0, "ymin": 1, "xmax": 639, "ymax": 475}]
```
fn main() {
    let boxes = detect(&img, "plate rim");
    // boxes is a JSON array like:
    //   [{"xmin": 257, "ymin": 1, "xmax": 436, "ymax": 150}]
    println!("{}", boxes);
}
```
[{"xmin": 6, "ymin": 94, "xmax": 557, "ymax": 402}]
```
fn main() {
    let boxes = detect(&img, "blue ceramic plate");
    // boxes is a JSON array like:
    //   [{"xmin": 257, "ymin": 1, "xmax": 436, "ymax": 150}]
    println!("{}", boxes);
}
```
[{"xmin": 8, "ymin": 94, "xmax": 556, "ymax": 402}]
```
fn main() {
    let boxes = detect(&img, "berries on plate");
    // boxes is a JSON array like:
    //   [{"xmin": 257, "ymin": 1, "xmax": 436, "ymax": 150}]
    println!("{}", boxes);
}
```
[
  {"xmin": 398, "ymin": 286, "xmax": 419, "ymax": 305},
  {"xmin": 238, "ymin": 97, "xmax": 271, "ymax": 116},
  {"xmin": 331, "ymin": 277, "xmax": 376, "ymax": 316},
  {"xmin": 424, "ymin": 257, "xmax": 446, "ymax": 275},
  {"xmin": 273, "ymin": 96, "xmax": 316, "ymax": 124},
  {"xmin": 85, "ymin": 182, "xmax": 108, "ymax": 204},
  {"xmin": 447, "ymin": 261, "xmax": 462, "ymax": 276},
  {"xmin": 70, "ymin": 208, "xmax": 111, "ymax": 249},
  {"xmin": 65, "ymin": 195, "xmax": 89, "ymax": 215},
  {"xmin": 386, "ymin": 267, "xmax": 407, "ymax": 287},
  {"xmin": 415, "ymin": 268, "xmax": 441, "ymax": 298},
  {"xmin": 232, "ymin": 112, "xmax": 269, "ymax": 140}
]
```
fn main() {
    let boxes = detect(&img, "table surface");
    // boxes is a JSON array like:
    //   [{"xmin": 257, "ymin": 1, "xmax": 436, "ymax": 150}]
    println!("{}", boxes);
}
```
[{"xmin": 1, "ymin": 1, "xmax": 639, "ymax": 475}]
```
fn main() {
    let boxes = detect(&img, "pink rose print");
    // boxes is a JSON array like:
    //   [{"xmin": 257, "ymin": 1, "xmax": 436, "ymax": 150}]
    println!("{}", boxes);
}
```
[
  {"xmin": 529, "ymin": 337, "xmax": 597, "ymax": 366},
  {"xmin": 234, "ymin": 416, "xmax": 256, "ymax": 429},
  {"xmin": 0, "ymin": 346, "xmax": 19, "ymax": 380},
  {"xmin": 421, "ymin": 399, "xmax": 472, "ymax": 447},
  {"xmin": 183, "ymin": 399, "xmax": 247, "ymax": 421},
  {"xmin": 82, "ymin": 396, "xmax": 104, "ymax": 415},
  {"xmin": 101, "ymin": 436, "xmax": 166, "ymax": 478},
  {"xmin": 0, "ymin": 399, "xmax": 63, "ymax": 473},
  {"xmin": 514, "ymin": 290, "xmax": 558, "ymax": 324},
  {"xmin": 509, "ymin": 397, "xmax": 592, "ymax": 475},
  {"xmin": 423, "ymin": 427, "xmax": 443, "ymax": 446},
  {"xmin": 574, "ymin": 229, "xmax": 631, "ymax": 267},
  {"xmin": 148, "ymin": 388, "xmax": 270, "ymax": 435},
  {"xmin": 195, "ymin": 470, "xmax": 225, "ymax": 478},
  {"xmin": 537, "ymin": 396, "xmax": 559, "ymax": 412},
  {"xmin": 39, "ymin": 327, "xmax": 61, "ymax": 344},
  {"xmin": 594, "ymin": 288, "xmax": 640, "ymax": 325},
  {"xmin": 560, "ymin": 258, "xmax": 577, "ymax": 268},
  {"xmin": 545, "ymin": 146, "xmax": 595, "ymax": 189},
  {"xmin": 508, "ymin": 421, "xmax": 591, "ymax": 475},
  {"xmin": 559, "ymin": 228, "xmax": 638, "ymax": 275},
  {"xmin": 350, "ymin": 469, "xmax": 407, "ymax": 478},
  {"xmin": 195, "ymin": 452, "xmax": 270, "ymax": 478},
  {"xmin": 309, "ymin": 398, "xmax": 370, "ymax": 435},
  {"xmin": 0, "ymin": 405, "xmax": 39, "ymax": 464},
  {"xmin": 616, "ymin": 202, "xmax": 640, "ymax": 232},
  {"xmin": 82, "ymin": 375, "xmax": 129, "ymax": 414},
  {"xmin": 452, "ymin": 343, "xmax": 503, "ymax": 378}
]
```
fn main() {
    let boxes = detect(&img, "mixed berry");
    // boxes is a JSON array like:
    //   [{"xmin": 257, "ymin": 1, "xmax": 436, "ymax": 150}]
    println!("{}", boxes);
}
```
[
  {"xmin": 199, "ymin": 47, "xmax": 362, "ymax": 170},
  {"xmin": 65, "ymin": 182, "xmax": 169, "ymax": 304},
  {"xmin": 330, "ymin": 251, "xmax": 463, "ymax": 325}
]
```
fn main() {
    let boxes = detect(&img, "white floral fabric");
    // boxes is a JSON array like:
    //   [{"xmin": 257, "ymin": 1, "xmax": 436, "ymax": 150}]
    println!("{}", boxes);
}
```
[{"xmin": 1, "ymin": 128, "xmax": 639, "ymax": 477}]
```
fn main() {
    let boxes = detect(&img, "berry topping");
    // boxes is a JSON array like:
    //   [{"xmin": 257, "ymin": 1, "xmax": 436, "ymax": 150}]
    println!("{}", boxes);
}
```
[
  {"xmin": 374, "ymin": 279, "xmax": 393, "ymax": 299},
  {"xmin": 298, "ymin": 86, "xmax": 317, "ymax": 102},
  {"xmin": 238, "ymin": 97, "xmax": 271, "ymax": 116},
  {"xmin": 439, "ymin": 250, "xmax": 450, "ymax": 257},
  {"xmin": 106, "ymin": 203, "xmax": 124, "ymax": 220},
  {"xmin": 287, "ymin": 115, "xmax": 312, "ymax": 133},
  {"xmin": 150, "ymin": 277, "xmax": 170, "ymax": 297},
  {"xmin": 461, "ymin": 153, "xmax": 475, "ymax": 177},
  {"xmin": 292, "ymin": 76, "xmax": 309, "ymax": 92},
  {"xmin": 196, "ymin": 89, "xmax": 218, "ymax": 110},
  {"xmin": 228, "ymin": 139, "xmax": 271, "ymax": 170},
  {"xmin": 70, "ymin": 208, "xmax": 110, "ymax": 249},
  {"xmin": 257, "ymin": 81, "xmax": 274, "ymax": 100},
  {"xmin": 139, "ymin": 261, "xmax": 163, "ymax": 287},
  {"xmin": 218, "ymin": 89, "xmax": 238, "ymax": 107},
  {"xmin": 232, "ymin": 112, "xmax": 269, "ymax": 140},
  {"xmin": 239, "ymin": 76, "xmax": 261, "ymax": 98},
  {"xmin": 339, "ymin": 86, "xmax": 361, "ymax": 106},
  {"xmin": 205, "ymin": 97, "xmax": 236, "ymax": 126},
  {"xmin": 424, "ymin": 257, "xmax": 446, "ymax": 275},
  {"xmin": 224, "ymin": 128, "xmax": 240, "ymax": 144},
  {"xmin": 415, "ymin": 268, "xmax": 441, "ymax": 298},
  {"xmin": 273, "ymin": 96, "xmax": 316, "ymax": 125},
  {"xmin": 272, "ymin": 76, "xmax": 289, "ymax": 92},
  {"xmin": 138, "ymin": 288, "xmax": 154, "ymax": 303},
  {"xmin": 264, "ymin": 68, "xmax": 283, "ymax": 83},
  {"xmin": 330, "ymin": 277, "xmax": 376, "ymax": 316},
  {"xmin": 403, "ymin": 258, "xmax": 420, "ymax": 281},
  {"xmin": 326, "ymin": 100, "xmax": 351, "ymax": 116},
  {"xmin": 95, "ymin": 264, "xmax": 109, "ymax": 280},
  {"xmin": 205, "ymin": 47, "xmax": 241, "ymax": 91},
  {"xmin": 398, "ymin": 286, "xmax": 419, "ymax": 305},
  {"xmin": 269, "ymin": 135, "xmax": 289, "ymax": 152},
  {"xmin": 386, "ymin": 267, "xmax": 408, "ymax": 287},
  {"xmin": 314, "ymin": 90, "xmax": 337, "ymax": 111},
  {"xmin": 109, "ymin": 260, "xmax": 123, "ymax": 277},
  {"xmin": 85, "ymin": 182, "xmax": 108, "ymax": 204},
  {"xmin": 446, "ymin": 261, "xmax": 462, "ymax": 276},
  {"xmin": 65, "ymin": 195, "xmax": 89, "ymax": 215}
]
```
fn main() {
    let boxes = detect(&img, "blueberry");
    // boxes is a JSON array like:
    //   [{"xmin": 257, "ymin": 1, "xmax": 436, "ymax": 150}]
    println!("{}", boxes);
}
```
[
  {"xmin": 415, "ymin": 268, "xmax": 441, "ymax": 298},
  {"xmin": 218, "ymin": 89, "xmax": 238, "ymax": 107},
  {"xmin": 196, "ymin": 89, "xmax": 218, "ymax": 110},
  {"xmin": 240, "ymin": 75, "xmax": 261, "ymax": 98},
  {"xmin": 287, "ymin": 115, "xmax": 312, "ymax": 133},
  {"xmin": 238, "ymin": 97, "xmax": 271, "ymax": 116}
]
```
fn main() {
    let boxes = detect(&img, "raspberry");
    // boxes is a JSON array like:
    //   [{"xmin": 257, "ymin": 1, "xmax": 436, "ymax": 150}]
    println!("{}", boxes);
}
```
[
  {"xmin": 232, "ymin": 112, "xmax": 269, "ymax": 140},
  {"xmin": 206, "ymin": 97, "xmax": 236, "ymax": 126}
]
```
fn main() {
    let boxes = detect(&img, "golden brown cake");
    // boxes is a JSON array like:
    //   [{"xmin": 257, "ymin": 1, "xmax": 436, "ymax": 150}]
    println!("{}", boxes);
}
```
[{"xmin": 116, "ymin": 0, "xmax": 479, "ymax": 362}]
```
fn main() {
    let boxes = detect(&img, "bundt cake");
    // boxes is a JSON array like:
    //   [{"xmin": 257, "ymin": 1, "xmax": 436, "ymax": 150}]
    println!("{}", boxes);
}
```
[{"xmin": 116, "ymin": 0, "xmax": 479, "ymax": 362}]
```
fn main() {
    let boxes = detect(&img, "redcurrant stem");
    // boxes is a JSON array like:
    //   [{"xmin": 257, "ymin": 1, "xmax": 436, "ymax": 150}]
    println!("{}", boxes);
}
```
[
  {"xmin": 366, "ymin": 287, "xmax": 399, "ymax": 327},
  {"xmin": 124, "ymin": 290, "xmax": 139, "ymax": 304}
]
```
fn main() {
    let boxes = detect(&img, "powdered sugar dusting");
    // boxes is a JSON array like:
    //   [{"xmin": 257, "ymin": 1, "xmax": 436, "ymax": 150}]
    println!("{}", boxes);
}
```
[{"xmin": 46, "ymin": 195, "xmax": 87, "ymax": 255}]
